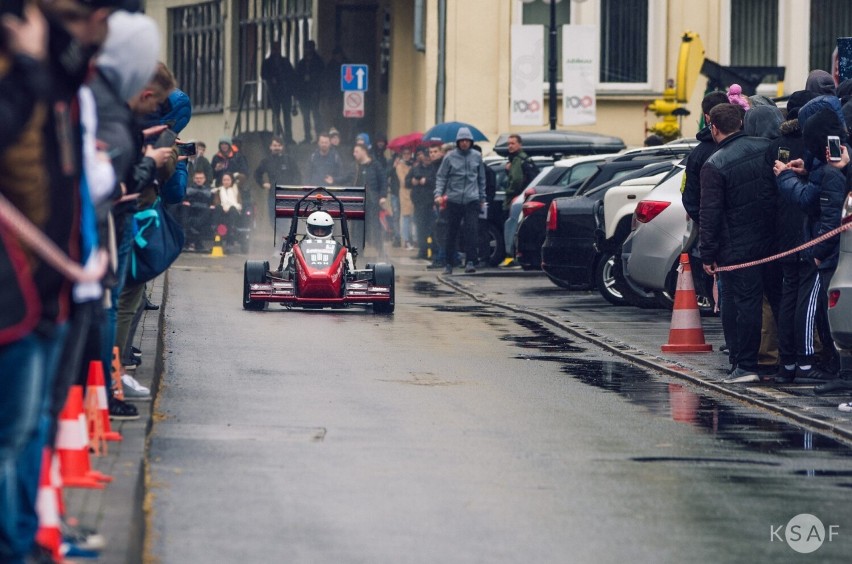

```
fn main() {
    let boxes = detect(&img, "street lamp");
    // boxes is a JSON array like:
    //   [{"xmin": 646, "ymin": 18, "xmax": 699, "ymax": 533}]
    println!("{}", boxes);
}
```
[
  {"xmin": 547, "ymin": 0, "xmax": 558, "ymax": 129},
  {"xmin": 521, "ymin": 0, "xmax": 562, "ymax": 130}
]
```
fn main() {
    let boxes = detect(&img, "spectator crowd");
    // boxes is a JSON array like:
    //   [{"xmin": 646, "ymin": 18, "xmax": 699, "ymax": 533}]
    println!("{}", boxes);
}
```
[
  {"xmin": 6, "ymin": 0, "xmax": 851, "ymax": 561},
  {"xmin": 682, "ymin": 69, "xmax": 852, "ymax": 412}
]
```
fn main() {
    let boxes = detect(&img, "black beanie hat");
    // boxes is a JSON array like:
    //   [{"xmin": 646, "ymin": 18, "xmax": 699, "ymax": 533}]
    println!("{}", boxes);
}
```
[
  {"xmin": 803, "ymin": 108, "xmax": 846, "ymax": 162},
  {"xmin": 785, "ymin": 90, "xmax": 818, "ymax": 120}
]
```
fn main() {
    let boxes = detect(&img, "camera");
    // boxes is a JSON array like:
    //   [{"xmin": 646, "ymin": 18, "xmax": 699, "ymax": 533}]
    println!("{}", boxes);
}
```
[
  {"xmin": 827, "ymin": 136, "xmax": 842, "ymax": 162},
  {"xmin": 177, "ymin": 142, "xmax": 197, "ymax": 157},
  {"xmin": 777, "ymin": 148, "xmax": 790, "ymax": 164}
]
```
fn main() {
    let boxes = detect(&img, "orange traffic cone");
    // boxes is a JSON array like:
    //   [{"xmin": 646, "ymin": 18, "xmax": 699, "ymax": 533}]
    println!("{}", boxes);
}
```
[
  {"xmin": 35, "ymin": 448, "xmax": 62, "ymax": 561},
  {"xmin": 50, "ymin": 450, "xmax": 65, "ymax": 520},
  {"xmin": 661, "ymin": 253, "xmax": 713, "ymax": 352},
  {"xmin": 86, "ymin": 361, "xmax": 122, "ymax": 443},
  {"xmin": 56, "ymin": 386, "xmax": 109, "ymax": 489},
  {"xmin": 111, "ymin": 346, "xmax": 125, "ymax": 401}
]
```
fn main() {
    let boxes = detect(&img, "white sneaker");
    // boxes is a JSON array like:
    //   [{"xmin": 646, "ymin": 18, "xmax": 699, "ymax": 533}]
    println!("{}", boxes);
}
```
[
  {"xmin": 839, "ymin": 402, "xmax": 852, "ymax": 413},
  {"xmin": 121, "ymin": 374, "xmax": 151, "ymax": 401}
]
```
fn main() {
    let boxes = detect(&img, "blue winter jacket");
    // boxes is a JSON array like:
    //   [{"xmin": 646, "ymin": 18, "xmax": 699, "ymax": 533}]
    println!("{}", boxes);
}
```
[{"xmin": 777, "ymin": 161, "xmax": 848, "ymax": 270}]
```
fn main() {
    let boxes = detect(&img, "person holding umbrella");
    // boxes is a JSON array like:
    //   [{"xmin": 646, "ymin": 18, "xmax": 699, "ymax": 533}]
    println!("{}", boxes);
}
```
[{"xmin": 433, "ymin": 127, "xmax": 486, "ymax": 274}]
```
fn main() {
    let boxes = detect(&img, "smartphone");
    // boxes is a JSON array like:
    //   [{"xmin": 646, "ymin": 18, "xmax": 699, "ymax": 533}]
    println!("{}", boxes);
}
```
[
  {"xmin": 176, "ymin": 142, "xmax": 197, "ymax": 157},
  {"xmin": 777, "ymin": 148, "xmax": 791, "ymax": 164},
  {"xmin": 152, "ymin": 128, "xmax": 177, "ymax": 149},
  {"xmin": 828, "ymin": 135, "xmax": 842, "ymax": 162}
]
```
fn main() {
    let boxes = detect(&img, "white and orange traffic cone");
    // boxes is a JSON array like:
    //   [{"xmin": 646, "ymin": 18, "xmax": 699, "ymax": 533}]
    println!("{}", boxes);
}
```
[
  {"xmin": 35, "ymin": 447, "xmax": 62, "ymax": 561},
  {"xmin": 661, "ymin": 253, "xmax": 713, "ymax": 353},
  {"xmin": 56, "ymin": 386, "xmax": 110, "ymax": 489},
  {"xmin": 86, "ymin": 361, "xmax": 122, "ymax": 443}
]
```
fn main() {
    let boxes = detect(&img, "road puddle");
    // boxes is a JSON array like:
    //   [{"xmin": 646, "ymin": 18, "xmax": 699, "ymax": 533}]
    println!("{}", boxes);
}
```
[{"xmin": 502, "ymin": 316, "xmax": 852, "ymax": 483}]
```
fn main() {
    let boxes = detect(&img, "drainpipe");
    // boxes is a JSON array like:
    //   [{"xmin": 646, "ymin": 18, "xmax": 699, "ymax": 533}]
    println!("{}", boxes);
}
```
[{"xmin": 435, "ymin": 0, "xmax": 447, "ymax": 124}]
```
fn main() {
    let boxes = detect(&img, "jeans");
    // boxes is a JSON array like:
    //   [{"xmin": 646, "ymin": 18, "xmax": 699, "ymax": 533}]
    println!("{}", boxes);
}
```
[
  {"xmin": 101, "ymin": 213, "xmax": 134, "ymax": 393},
  {"xmin": 0, "ymin": 324, "xmax": 67, "ymax": 563},
  {"xmin": 503, "ymin": 202, "xmax": 522, "ymax": 255},
  {"xmin": 719, "ymin": 265, "xmax": 764, "ymax": 370},
  {"xmin": 445, "ymin": 201, "xmax": 480, "ymax": 266}
]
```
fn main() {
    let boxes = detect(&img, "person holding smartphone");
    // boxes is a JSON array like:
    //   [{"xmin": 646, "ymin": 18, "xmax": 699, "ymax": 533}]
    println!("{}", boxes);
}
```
[
  {"xmin": 774, "ymin": 105, "xmax": 849, "ymax": 385},
  {"xmin": 764, "ymin": 90, "xmax": 818, "ymax": 384}
]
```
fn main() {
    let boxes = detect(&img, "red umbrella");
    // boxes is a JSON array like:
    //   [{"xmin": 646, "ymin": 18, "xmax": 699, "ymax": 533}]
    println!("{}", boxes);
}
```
[{"xmin": 387, "ymin": 132, "xmax": 423, "ymax": 153}]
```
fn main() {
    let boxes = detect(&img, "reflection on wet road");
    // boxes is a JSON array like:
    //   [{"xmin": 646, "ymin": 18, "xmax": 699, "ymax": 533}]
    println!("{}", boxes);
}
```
[{"xmin": 414, "ymin": 276, "xmax": 852, "ymax": 488}]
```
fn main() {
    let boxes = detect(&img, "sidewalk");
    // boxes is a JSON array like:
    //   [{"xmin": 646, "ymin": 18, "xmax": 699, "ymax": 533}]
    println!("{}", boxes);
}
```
[
  {"xmin": 62, "ymin": 276, "xmax": 164, "ymax": 564},
  {"xmin": 438, "ymin": 269, "xmax": 852, "ymax": 444}
]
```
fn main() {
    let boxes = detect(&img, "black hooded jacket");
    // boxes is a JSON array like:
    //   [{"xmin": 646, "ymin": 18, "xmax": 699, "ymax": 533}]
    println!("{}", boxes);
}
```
[
  {"xmin": 766, "ymin": 119, "xmax": 809, "ymax": 260},
  {"xmin": 699, "ymin": 132, "xmax": 777, "ymax": 266},
  {"xmin": 682, "ymin": 126, "xmax": 716, "ymax": 223}
]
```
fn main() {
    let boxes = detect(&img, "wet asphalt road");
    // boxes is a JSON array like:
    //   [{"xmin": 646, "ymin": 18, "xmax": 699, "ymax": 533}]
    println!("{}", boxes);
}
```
[{"xmin": 147, "ymin": 251, "xmax": 852, "ymax": 564}]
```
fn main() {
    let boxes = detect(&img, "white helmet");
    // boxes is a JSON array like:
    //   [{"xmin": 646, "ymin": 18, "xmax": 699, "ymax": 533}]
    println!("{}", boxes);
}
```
[{"xmin": 306, "ymin": 211, "xmax": 334, "ymax": 239}]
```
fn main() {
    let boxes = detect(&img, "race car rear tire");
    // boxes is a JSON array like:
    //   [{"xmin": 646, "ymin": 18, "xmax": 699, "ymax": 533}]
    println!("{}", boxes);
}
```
[
  {"xmin": 372, "ymin": 263, "xmax": 395, "ymax": 313},
  {"xmin": 243, "ymin": 260, "xmax": 267, "ymax": 310}
]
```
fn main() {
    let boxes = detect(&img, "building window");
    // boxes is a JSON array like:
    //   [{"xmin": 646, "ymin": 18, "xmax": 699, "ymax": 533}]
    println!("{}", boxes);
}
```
[
  {"xmin": 810, "ymin": 0, "xmax": 852, "ymax": 72},
  {"xmin": 599, "ymin": 0, "xmax": 648, "ymax": 84},
  {"xmin": 169, "ymin": 2, "xmax": 224, "ymax": 113},
  {"xmin": 521, "ymin": 0, "xmax": 571, "ymax": 83},
  {"xmin": 238, "ymin": 0, "xmax": 312, "ymax": 96},
  {"xmin": 730, "ymin": 0, "xmax": 778, "ymax": 67}
]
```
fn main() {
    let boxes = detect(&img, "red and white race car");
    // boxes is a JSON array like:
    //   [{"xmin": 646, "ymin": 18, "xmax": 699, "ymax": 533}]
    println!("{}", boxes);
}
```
[{"xmin": 242, "ymin": 186, "xmax": 394, "ymax": 313}]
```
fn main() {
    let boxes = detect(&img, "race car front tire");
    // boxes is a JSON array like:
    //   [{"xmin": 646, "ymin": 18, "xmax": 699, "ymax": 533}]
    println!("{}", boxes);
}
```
[
  {"xmin": 243, "ymin": 260, "xmax": 268, "ymax": 310},
  {"xmin": 372, "ymin": 263, "xmax": 395, "ymax": 313}
]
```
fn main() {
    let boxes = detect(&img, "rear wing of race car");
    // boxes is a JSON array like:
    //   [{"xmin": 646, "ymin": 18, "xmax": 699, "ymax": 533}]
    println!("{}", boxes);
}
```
[{"xmin": 273, "ymin": 185, "xmax": 366, "ymax": 250}]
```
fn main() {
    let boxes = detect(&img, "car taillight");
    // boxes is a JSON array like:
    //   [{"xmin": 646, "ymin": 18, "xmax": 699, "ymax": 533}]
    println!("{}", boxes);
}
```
[
  {"xmin": 522, "ymin": 201, "xmax": 546, "ymax": 217},
  {"xmin": 829, "ymin": 290, "xmax": 840, "ymax": 309},
  {"xmin": 546, "ymin": 200, "xmax": 558, "ymax": 231},
  {"xmin": 634, "ymin": 200, "xmax": 671, "ymax": 224}
]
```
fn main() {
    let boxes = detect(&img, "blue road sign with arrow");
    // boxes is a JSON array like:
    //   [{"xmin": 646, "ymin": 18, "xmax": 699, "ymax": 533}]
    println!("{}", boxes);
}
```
[{"xmin": 341, "ymin": 64, "xmax": 368, "ymax": 92}]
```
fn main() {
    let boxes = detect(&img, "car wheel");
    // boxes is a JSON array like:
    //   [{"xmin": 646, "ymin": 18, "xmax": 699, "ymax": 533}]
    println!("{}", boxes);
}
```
[
  {"xmin": 243, "ymin": 260, "xmax": 267, "ymax": 310},
  {"xmin": 612, "ymin": 253, "xmax": 658, "ymax": 309},
  {"xmin": 595, "ymin": 252, "xmax": 628, "ymax": 306},
  {"xmin": 372, "ymin": 263, "xmax": 395, "ymax": 313},
  {"xmin": 478, "ymin": 221, "xmax": 504, "ymax": 267}
]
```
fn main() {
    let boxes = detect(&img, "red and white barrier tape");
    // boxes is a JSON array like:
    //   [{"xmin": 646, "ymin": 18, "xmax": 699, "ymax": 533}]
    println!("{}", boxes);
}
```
[{"xmin": 714, "ymin": 215, "xmax": 852, "ymax": 272}]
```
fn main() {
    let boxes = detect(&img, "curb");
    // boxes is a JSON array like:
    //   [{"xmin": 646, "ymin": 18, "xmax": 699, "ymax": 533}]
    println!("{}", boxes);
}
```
[
  {"xmin": 438, "ymin": 275, "xmax": 852, "ymax": 446},
  {"xmin": 141, "ymin": 271, "xmax": 170, "ymax": 564}
]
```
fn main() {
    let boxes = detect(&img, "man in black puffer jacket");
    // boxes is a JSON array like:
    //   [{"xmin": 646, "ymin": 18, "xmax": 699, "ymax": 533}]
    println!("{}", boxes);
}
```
[
  {"xmin": 682, "ymin": 92, "xmax": 728, "ymax": 308},
  {"xmin": 700, "ymin": 103, "xmax": 777, "ymax": 381},
  {"xmin": 682, "ymin": 91, "xmax": 729, "ymax": 223}
]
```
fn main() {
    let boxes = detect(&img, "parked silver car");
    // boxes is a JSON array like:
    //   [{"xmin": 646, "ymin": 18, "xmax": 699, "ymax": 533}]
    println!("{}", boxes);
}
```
[
  {"xmin": 620, "ymin": 164, "xmax": 715, "ymax": 313},
  {"xmin": 827, "ymin": 200, "xmax": 852, "ymax": 351},
  {"xmin": 620, "ymin": 166, "xmax": 686, "ymax": 303}
]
